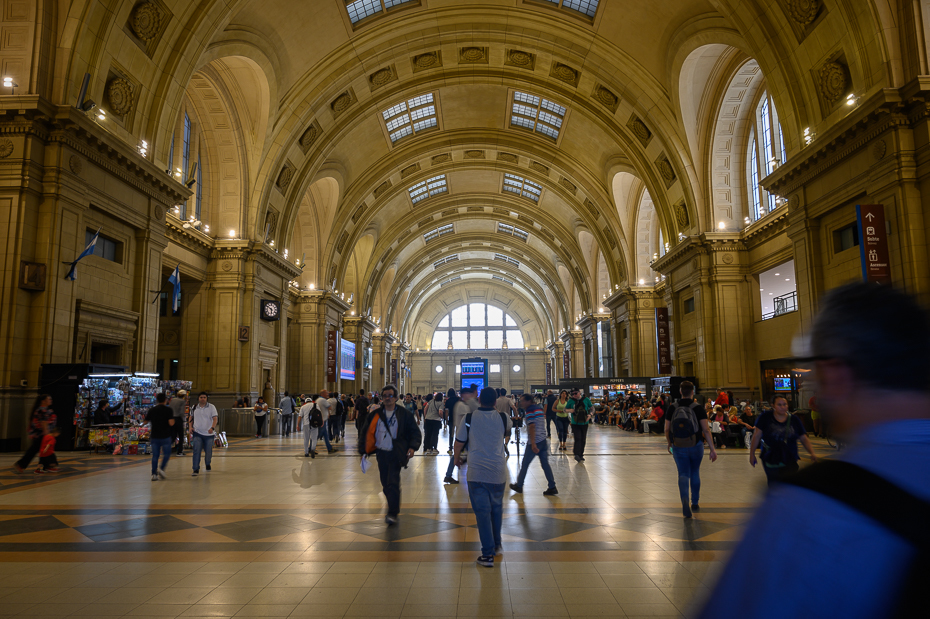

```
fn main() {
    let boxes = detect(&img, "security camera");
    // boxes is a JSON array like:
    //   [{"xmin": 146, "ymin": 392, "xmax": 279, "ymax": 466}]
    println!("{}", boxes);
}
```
[{"xmin": 80, "ymin": 99, "xmax": 97, "ymax": 112}]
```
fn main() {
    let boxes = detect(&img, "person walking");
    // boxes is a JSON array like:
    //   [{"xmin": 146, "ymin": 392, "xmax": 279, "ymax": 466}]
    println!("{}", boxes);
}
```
[
  {"xmin": 190, "ymin": 392, "xmax": 218, "ymax": 476},
  {"xmin": 567, "ymin": 389, "xmax": 592, "ymax": 462},
  {"xmin": 696, "ymin": 282, "xmax": 930, "ymax": 619},
  {"xmin": 252, "ymin": 397, "xmax": 268, "ymax": 438},
  {"xmin": 544, "ymin": 389, "xmax": 557, "ymax": 439},
  {"xmin": 443, "ymin": 387, "xmax": 474, "ymax": 484},
  {"xmin": 14, "ymin": 395, "xmax": 54, "ymax": 473},
  {"xmin": 454, "ymin": 387, "xmax": 512, "ymax": 567},
  {"xmin": 510, "ymin": 393, "xmax": 558, "ymax": 496},
  {"xmin": 359, "ymin": 384, "xmax": 421, "ymax": 525},
  {"xmin": 445, "ymin": 388, "xmax": 460, "ymax": 455},
  {"xmin": 665, "ymin": 381, "xmax": 716, "ymax": 518},
  {"xmin": 279, "ymin": 391, "xmax": 295, "ymax": 437},
  {"xmin": 145, "ymin": 393, "xmax": 175, "ymax": 481},
  {"xmin": 299, "ymin": 396, "xmax": 322, "ymax": 457},
  {"xmin": 354, "ymin": 389, "xmax": 370, "ymax": 445},
  {"xmin": 750, "ymin": 394, "xmax": 817, "ymax": 485},
  {"xmin": 316, "ymin": 390, "xmax": 334, "ymax": 454},
  {"xmin": 168, "ymin": 390, "xmax": 187, "ymax": 455},
  {"xmin": 554, "ymin": 390, "xmax": 570, "ymax": 451},
  {"xmin": 423, "ymin": 393, "xmax": 443, "ymax": 454}
]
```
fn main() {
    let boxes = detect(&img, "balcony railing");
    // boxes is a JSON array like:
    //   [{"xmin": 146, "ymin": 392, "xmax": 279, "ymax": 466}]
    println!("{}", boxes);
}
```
[{"xmin": 762, "ymin": 290, "xmax": 797, "ymax": 321}]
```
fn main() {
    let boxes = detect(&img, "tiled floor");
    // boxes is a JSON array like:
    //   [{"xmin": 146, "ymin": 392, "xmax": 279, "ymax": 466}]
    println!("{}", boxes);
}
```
[{"xmin": 0, "ymin": 424, "xmax": 835, "ymax": 618}]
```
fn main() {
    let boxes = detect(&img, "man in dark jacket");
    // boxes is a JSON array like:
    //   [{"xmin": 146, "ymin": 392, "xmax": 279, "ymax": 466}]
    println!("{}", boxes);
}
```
[
  {"xmin": 354, "ymin": 389, "xmax": 370, "ymax": 443},
  {"xmin": 358, "ymin": 384, "xmax": 422, "ymax": 525}
]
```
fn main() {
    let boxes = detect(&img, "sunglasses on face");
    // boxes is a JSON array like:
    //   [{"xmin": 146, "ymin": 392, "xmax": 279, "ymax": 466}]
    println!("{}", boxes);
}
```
[{"xmin": 381, "ymin": 394, "xmax": 396, "ymax": 399}]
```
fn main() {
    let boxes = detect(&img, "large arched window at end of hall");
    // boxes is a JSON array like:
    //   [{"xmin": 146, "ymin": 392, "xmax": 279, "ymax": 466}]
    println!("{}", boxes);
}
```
[
  {"xmin": 746, "ymin": 90, "xmax": 787, "ymax": 222},
  {"xmin": 430, "ymin": 303, "xmax": 525, "ymax": 350}
]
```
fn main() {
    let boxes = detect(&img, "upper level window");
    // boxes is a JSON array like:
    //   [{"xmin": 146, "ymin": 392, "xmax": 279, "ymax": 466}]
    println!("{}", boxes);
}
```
[
  {"xmin": 502, "ymin": 173, "xmax": 542, "ymax": 202},
  {"xmin": 494, "ymin": 253, "xmax": 519, "ymax": 267},
  {"xmin": 747, "ymin": 90, "xmax": 787, "ymax": 222},
  {"xmin": 433, "ymin": 254, "xmax": 459, "ymax": 269},
  {"xmin": 498, "ymin": 222, "xmax": 529, "ymax": 241},
  {"xmin": 424, "ymin": 224, "xmax": 453, "ymax": 243},
  {"xmin": 511, "ymin": 92, "xmax": 566, "ymax": 140},
  {"xmin": 195, "ymin": 152, "xmax": 203, "ymax": 220},
  {"xmin": 382, "ymin": 93, "xmax": 437, "ymax": 143},
  {"xmin": 409, "ymin": 174, "xmax": 447, "ymax": 204},
  {"xmin": 85, "ymin": 229, "xmax": 122, "ymax": 264},
  {"xmin": 346, "ymin": 0, "xmax": 417, "ymax": 25},
  {"xmin": 537, "ymin": 0, "xmax": 600, "ymax": 19},
  {"xmin": 440, "ymin": 276, "xmax": 461, "ymax": 287},
  {"xmin": 492, "ymin": 275, "xmax": 514, "ymax": 285}
]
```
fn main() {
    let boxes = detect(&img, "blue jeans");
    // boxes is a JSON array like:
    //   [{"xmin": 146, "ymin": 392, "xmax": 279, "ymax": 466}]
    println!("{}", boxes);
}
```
[
  {"xmin": 150, "ymin": 437, "xmax": 171, "ymax": 475},
  {"xmin": 320, "ymin": 423, "xmax": 332, "ymax": 451},
  {"xmin": 671, "ymin": 443, "xmax": 704, "ymax": 506},
  {"xmin": 555, "ymin": 417, "xmax": 569, "ymax": 442},
  {"xmin": 445, "ymin": 455, "xmax": 457, "ymax": 478},
  {"xmin": 516, "ymin": 440, "xmax": 556, "ymax": 489},
  {"xmin": 192, "ymin": 433, "xmax": 214, "ymax": 472},
  {"xmin": 468, "ymin": 481, "xmax": 505, "ymax": 557}
]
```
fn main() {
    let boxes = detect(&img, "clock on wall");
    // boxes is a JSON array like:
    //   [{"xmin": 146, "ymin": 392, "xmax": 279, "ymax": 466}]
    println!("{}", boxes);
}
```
[{"xmin": 260, "ymin": 299, "xmax": 281, "ymax": 321}]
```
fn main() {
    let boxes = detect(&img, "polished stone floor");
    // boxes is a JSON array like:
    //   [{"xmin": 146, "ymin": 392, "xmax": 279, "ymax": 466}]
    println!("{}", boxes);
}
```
[{"xmin": 0, "ymin": 423, "xmax": 835, "ymax": 618}]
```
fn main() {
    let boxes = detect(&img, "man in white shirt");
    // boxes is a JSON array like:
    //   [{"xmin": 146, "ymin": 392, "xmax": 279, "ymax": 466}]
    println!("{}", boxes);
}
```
[
  {"xmin": 316, "ymin": 390, "xmax": 334, "ymax": 454},
  {"xmin": 190, "ymin": 392, "xmax": 218, "ymax": 476},
  {"xmin": 299, "ymin": 397, "xmax": 320, "ymax": 457}
]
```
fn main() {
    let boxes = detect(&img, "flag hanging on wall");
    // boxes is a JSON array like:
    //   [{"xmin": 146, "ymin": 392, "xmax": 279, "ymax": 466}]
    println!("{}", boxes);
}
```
[
  {"xmin": 62, "ymin": 228, "xmax": 100, "ymax": 281},
  {"xmin": 167, "ymin": 265, "xmax": 181, "ymax": 312}
]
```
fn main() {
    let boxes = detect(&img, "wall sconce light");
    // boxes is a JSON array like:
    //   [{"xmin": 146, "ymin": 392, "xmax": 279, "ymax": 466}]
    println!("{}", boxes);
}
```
[
  {"xmin": 97, "ymin": 109, "xmax": 106, "ymax": 121},
  {"xmin": 229, "ymin": 229, "xmax": 236, "ymax": 238},
  {"xmin": 138, "ymin": 140, "xmax": 148, "ymax": 157},
  {"xmin": 3, "ymin": 76, "xmax": 18, "ymax": 94}
]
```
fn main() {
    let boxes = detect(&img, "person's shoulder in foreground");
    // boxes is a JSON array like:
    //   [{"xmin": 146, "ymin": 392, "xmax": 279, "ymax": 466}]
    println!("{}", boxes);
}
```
[{"xmin": 692, "ymin": 282, "xmax": 930, "ymax": 619}]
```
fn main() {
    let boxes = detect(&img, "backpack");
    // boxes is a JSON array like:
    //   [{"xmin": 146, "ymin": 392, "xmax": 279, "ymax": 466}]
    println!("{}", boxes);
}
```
[
  {"xmin": 308, "ymin": 403, "xmax": 323, "ymax": 428},
  {"xmin": 571, "ymin": 399, "xmax": 589, "ymax": 423},
  {"xmin": 669, "ymin": 400, "xmax": 702, "ymax": 447},
  {"xmin": 336, "ymin": 399, "xmax": 345, "ymax": 417}
]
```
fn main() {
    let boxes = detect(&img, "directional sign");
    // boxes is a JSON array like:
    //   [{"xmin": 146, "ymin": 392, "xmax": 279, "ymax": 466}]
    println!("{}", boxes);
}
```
[{"xmin": 856, "ymin": 204, "xmax": 892, "ymax": 284}]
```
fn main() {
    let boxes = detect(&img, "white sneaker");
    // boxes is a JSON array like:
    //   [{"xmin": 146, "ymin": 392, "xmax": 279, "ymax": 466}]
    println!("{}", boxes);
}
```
[
  {"xmin": 157, "ymin": 468, "xmax": 167, "ymax": 480},
  {"xmin": 151, "ymin": 474, "xmax": 158, "ymax": 481}
]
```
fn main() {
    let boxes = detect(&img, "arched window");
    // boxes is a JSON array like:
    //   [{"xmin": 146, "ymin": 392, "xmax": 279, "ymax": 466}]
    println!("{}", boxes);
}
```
[
  {"xmin": 167, "ymin": 106, "xmax": 208, "ymax": 225},
  {"xmin": 747, "ymin": 91, "xmax": 787, "ymax": 222},
  {"xmin": 430, "ymin": 303, "xmax": 525, "ymax": 350}
]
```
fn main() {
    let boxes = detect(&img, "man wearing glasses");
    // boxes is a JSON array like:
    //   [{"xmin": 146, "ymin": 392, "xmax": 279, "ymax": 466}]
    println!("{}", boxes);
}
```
[{"xmin": 359, "ymin": 384, "xmax": 422, "ymax": 525}]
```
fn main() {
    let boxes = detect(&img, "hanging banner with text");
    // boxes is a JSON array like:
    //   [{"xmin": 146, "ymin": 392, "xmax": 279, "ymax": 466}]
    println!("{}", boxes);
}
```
[
  {"xmin": 391, "ymin": 358, "xmax": 398, "ymax": 385},
  {"xmin": 563, "ymin": 351, "xmax": 571, "ymax": 379},
  {"xmin": 326, "ymin": 330, "xmax": 338, "ymax": 383},
  {"xmin": 546, "ymin": 362, "xmax": 552, "ymax": 385},
  {"xmin": 655, "ymin": 307, "xmax": 672, "ymax": 375},
  {"xmin": 856, "ymin": 204, "xmax": 892, "ymax": 284}
]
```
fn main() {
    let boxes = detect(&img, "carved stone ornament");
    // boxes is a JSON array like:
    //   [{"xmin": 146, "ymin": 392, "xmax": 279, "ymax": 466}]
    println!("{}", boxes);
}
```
[
  {"xmin": 264, "ymin": 209, "xmax": 279, "ymax": 238},
  {"xmin": 277, "ymin": 166, "xmax": 293, "ymax": 190},
  {"xmin": 585, "ymin": 198, "xmax": 599, "ymax": 216},
  {"xmin": 675, "ymin": 200, "xmax": 690, "ymax": 228},
  {"xmin": 0, "ymin": 138, "xmax": 13, "ymax": 159},
  {"xmin": 627, "ymin": 115, "xmax": 652, "ymax": 146},
  {"xmin": 130, "ymin": 1, "xmax": 163, "ymax": 41},
  {"xmin": 303, "ymin": 302, "xmax": 312, "ymax": 313},
  {"xmin": 530, "ymin": 161, "xmax": 549, "ymax": 175},
  {"xmin": 374, "ymin": 180, "xmax": 392, "ymax": 198},
  {"xmin": 299, "ymin": 123, "xmax": 320, "ymax": 150},
  {"xmin": 413, "ymin": 52, "xmax": 439, "ymax": 69},
  {"xmin": 369, "ymin": 67, "xmax": 395, "ymax": 88},
  {"xmin": 552, "ymin": 63, "xmax": 578, "ymax": 84},
  {"xmin": 154, "ymin": 206, "xmax": 163, "ymax": 221},
  {"xmin": 401, "ymin": 163, "xmax": 420, "ymax": 178},
  {"xmin": 722, "ymin": 253, "xmax": 734, "ymax": 265},
  {"xmin": 786, "ymin": 0, "xmax": 820, "ymax": 26},
  {"xmin": 68, "ymin": 155, "xmax": 82, "ymax": 174},
  {"xmin": 559, "ymin": 177, "xmax": 577, "ymax": 193},
  {"xmin": 432, "ymin": 153, "xmax": 452, "ymax": 165},
  {"xmin": 255, "ymin": 264, "xmax": 262, "ymax": 277},
  {"xmin": 222, "ymin": 261, "xmax": 233, "ymax": 272},
  {"xmin": 331, "ymin": 92, "xmax": 353, "ymax": 114},
  {"xmin": 497, "ymin": 152, "xmax": 518, "ymax": 163},
  {"xmin": 872, "ymin": 139, "xmax": 887, "ymax": 161},
  {"xmin": 508, "ymin": 50, "xmax": 533, "ymax": 67},
  {"xmin": 460, "ymin": 47, "xmax": 487, "ymax": 63},
  {"xmin": 643, "ymin": 300, "xmax": 652, "ymax": 308},
  {"xmin": 464, "ymin": 150, "xmax": 485, "ymax": 159},
  {"xmin": 105, "ymin": 77, "xmax": 135, "ymax": 116},
  {"xmin": 657, "ymin": 155, "xmax": 676, "ymax": 186},
  {"xmin": 594, "ymin": 85, "xmax": 618, "ymax": 108},
  {"xmin": 818, "ymin": 62, "xmax": 847, "ymax": 106}
]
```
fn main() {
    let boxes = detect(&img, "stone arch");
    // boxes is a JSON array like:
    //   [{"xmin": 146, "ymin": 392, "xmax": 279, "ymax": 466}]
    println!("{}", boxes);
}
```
[{"xmin": 288, "ymin": 175, "xmax": 342, "ymax": 287}]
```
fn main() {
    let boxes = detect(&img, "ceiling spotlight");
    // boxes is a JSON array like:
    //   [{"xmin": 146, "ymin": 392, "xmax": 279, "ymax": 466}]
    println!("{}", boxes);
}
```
[
  {"xmin": 846, "ymin": 93, "xmax": 858, "ymax": 106},
  {"xmin": 97, "ymin": 109, "xmax": 106, "ymax": 121}
]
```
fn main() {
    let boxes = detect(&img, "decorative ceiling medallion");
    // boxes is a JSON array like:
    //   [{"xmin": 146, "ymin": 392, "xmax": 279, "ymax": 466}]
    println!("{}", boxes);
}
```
[
  {"xmin": 467, "ymin": 206, "xmax": 484, "ymax": 212},
  {"xmin": 368, "ymin": 65, "xmax": 397, "ymax": 91},
  {"xmin": 492, "ymin": 207, "xmax": 509, "ymax": 215},
  {"xmin": 374, "ymin": 180, "xmax": 392, "ymax": 199},
  {"xmin": 431, "ymin": 153, "xmax": 452, "ymax": 165},
  {"xmin": 441, "ymin": 208, "xmax": 457, "ymax": 217},
  {"xmin": 559, "ymin": 177, "xmax": 577, "ymax": 194},
  {"xmin": 68, "ymin": 154, "xmax": 82, "ymax": 174},
  {"xmin": 505, "ymin": 49, "xmax": 536, "ymax": 70},
  {"xmin": 603, "ymin": 226, "xmax": 617, "ymax": 249},
  {"xmin": 593, "ymin": 84, "xmax": 619, "ymax": 112},
  {"xmin": 105, "ymin": 77, "xmax": 135, "ymax": 116},
  {"xmin": 464, "ymin": 150, "xmax": 485, "ymax": 159},
  {"xmin": 722, "ymin": 253, "xmax": 735, "ymax": 265},
  {"xmin": 264, "ymin": 209, "xmax": 279, "ymax": 238},
  {"xmin": 529, "ymin": 161, "xmax": 549, "ymax": 175},
  {"xmin": 299, "ymin": 121, "xmax": 321, "ymax": 151},
  {"xmin": 336, "ymin": 231, "xmax": 349, "ymax": 254},
  {"xmin": 401, "ymin": 163, "xmax": 420, "ymax": 178},
  {"xmin": 351, "ymin": 204, "xmax": 367, "ymax": 223},
  {"xmin": 675, "ymin": 200, "xmax": 690, "ymax": 229},
  {"xmin": 330, "ymin": 90, "xmax": 356, "ymax": 118},
  {"xmin": 627, "ymin": 114, "xmax": 652, "ymax": 147},
  {"xmin": 459, "ymin": 47, "xmax": 488, "ymax": 64},
  {"xmin": 130, "ymin": 2, "xmax": 163, "ymax": 41},
  {"xmin": 412, "ymin": 51, "xmax": 441, "ymax": 72},
  {"xmin": 550, "ymin": 62, "xmax": 579, "ymax": 86},
  {"xmin": 276, "ymin": 166, "xmax": 293, "ymax": 191},
  {"xmin": 222, "ymin": 261, "xmax": 233, "ymax": 272},
  {"xmin": 818, "ymin": 61, "xmax": 847, "ymax": 106},
  {"xmin": 656, "ymin": 153, "xmax": 677, "ymax": 188},
  {"xmin": 585, "ymin": 198, "xmax": 599, "ymax": 216},
  {"xmin": 497, "ymin": 152, "xmax": 518, "ymax": 163},
  {"xmin": 786, "ymin": 0, "xmax": 821, "ymax": 26}
]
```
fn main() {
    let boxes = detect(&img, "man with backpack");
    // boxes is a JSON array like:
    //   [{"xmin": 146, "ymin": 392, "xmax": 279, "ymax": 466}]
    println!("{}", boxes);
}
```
[
  {"xmin": 454, "ymin": 387, "xmax": 512, "ymax": 567},
  {"xmin": 696, "ymin": 283, "xmax": 930, "ymax": 619},
  {"xmin": 299, "ymin": 396, "xmax": 325, "ymax": 458},
  {"xmin": 664, "ymin": 380, "xmax": 717, "ymax": 517},
  {"xmin": 566, "ymin": 389, "xmax": 592, "ymax": 462},
  {"xmin": 358, "ymin": 384, "xmax": 421, "ymax": 525}
]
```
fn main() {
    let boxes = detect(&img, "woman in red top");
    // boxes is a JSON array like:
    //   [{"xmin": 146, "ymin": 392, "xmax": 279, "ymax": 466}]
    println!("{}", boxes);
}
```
[
  {"xmin": 710, "ymin": 405, "xmax": 729, "ymax": 449},
  {"xmin": 14, "ymin": 395, "xmax": 54, "ymax": 473}
]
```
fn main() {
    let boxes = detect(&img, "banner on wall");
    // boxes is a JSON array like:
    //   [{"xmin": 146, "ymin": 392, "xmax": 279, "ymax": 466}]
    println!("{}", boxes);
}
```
[
  {"xmin": 856, "ymin": 204, "xmax": 892, "ymax": 284},
  {"xmin": 326, "ymin": 330, "xmax": 338, "ymax": 383},
  {"xmin": 546, "ymin": 362, "xmax": 552, "ymax": 385},
  {"xmin": 391, "ymin": 358, "xmax": 398, "ymax": 385},
  {"xmin": 563, "ymin": 351, "xmax": 571, "ymax": 379},
  {"xmin": 655, "ymin": 307, "xmax": 672, "ymax": 375}
]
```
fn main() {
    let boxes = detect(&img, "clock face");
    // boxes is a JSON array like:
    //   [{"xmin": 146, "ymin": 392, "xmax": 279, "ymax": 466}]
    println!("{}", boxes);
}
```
[
  {"xmin": 261, "ymin": 300, "xmax": 280, "ymax": 321},
  {"xmin": 265, "ymin": 303, "xmax": 277, "ymax": 317}
]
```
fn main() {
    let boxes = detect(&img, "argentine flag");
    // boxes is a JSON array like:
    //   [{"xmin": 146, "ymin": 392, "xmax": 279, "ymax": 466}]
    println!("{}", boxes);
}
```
[
  {"xmin": 167, "ymin": 265, "xmax": 181, "ymax": 312},
  {"xmin": 63, "ymin": 228, "xmax": 99, "ymax": 281}
]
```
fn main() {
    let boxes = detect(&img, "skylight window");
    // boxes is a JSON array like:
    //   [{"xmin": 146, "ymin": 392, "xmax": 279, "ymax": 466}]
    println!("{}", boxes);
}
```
[
  {"xmin": 440, "ymin": 276, "xmax": 461, "ymax": 287},
  {"xmin": 511, "ymin": 91, "xmax": 566, "ymax": 140},
  {"xmin": 494, "ymin": 253, "xmax": 520, "ymax": 267},
  {"xmin": 498, "ymin": 223, "xmax": 529, "ymax": 241},
  {"xmin": 382, "ymin": 93, "xmax": 437, "ymax": 143},
  {"xmin": 346, "ymin": 0, "xmax": 418, "ymax": 25},
  {"xmin": 408, "ymin": 174, "xmax": 447, "ymax": 204},
  {"xmin": 433, "ymin": 255, "xmax": 459, "ymax": 269},
  {"xmin": 424, "ymin": 224, "xmax": 453, "ymax": 243},
  {"xmin": 492, "ymin": 275, "xmax": 514, "ymax": 286},
  {"xmin": 538, "ymin": 0, "xmax": 599, "ymax": 18},
  {"xmin": 502, "ymin": 173, "xmax": 543, "ymax": 202}
]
